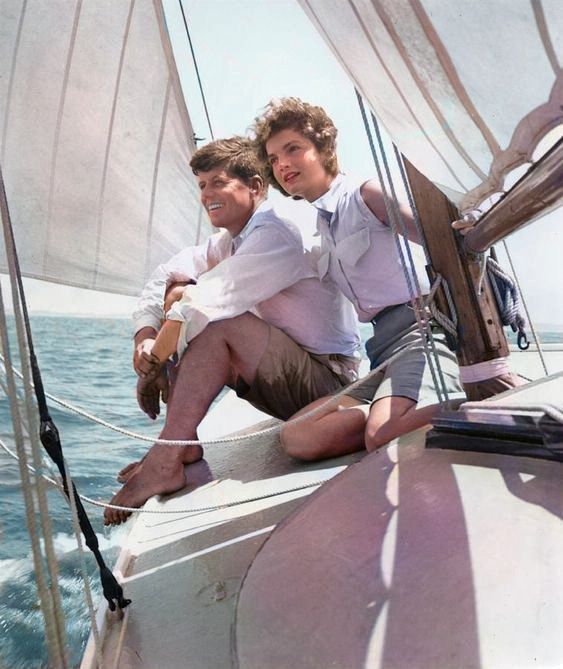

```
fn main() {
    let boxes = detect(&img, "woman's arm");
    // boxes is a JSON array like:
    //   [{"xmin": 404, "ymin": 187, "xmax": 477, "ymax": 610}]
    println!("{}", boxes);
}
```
[{"xmin": 360, "ymin": 180, "xmax": 422, "ymax": 244}]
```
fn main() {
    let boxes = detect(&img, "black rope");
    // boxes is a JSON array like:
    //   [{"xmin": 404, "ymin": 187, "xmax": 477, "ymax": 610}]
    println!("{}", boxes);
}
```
[
  {"xmin": 0, "ymin": 168, "xmax": 130, "ymax": 612},
  {"xmin": 178, "ymin": 0, "xmax": 214, "ymax": 141}
]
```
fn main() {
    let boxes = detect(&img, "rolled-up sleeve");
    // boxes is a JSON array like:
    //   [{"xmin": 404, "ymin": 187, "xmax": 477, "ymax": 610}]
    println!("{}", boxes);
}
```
[
  {"xmin": 132, "ymin": 239, "xmax": 216, "ymax": 335},
  {"xmin": 168, "ymin": 222, "xmax": 309, "ymax": 357}
]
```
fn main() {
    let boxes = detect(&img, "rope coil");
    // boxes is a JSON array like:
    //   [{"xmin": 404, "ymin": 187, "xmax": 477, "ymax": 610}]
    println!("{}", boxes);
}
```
[{"xmin": 486, "ymin": 256, "xmax": 529, "ymax": 350}]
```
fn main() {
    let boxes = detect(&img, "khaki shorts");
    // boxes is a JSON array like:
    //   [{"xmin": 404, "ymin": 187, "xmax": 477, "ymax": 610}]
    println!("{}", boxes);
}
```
[
  {"xmin": 236, "ymin": 324, "xmax": 358, "ymax": 421},
  {"xmin": 345, "ymin": 303, "xmax": 463, "ymax": 408}
]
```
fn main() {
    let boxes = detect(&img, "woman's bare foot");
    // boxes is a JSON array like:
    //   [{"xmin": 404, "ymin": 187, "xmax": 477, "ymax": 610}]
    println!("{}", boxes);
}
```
[{"xmin": 104, "ymin": 444, "xmax": 203, "ymax": 525}]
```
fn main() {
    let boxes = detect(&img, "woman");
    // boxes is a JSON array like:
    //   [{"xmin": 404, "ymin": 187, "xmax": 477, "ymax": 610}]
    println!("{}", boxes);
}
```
[{"xmin": 252, "ymin": 97, "xmax": 462, "ymax": 460}]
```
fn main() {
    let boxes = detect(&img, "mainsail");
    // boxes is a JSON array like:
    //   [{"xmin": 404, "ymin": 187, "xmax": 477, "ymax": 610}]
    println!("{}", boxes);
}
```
[
  {"xmin": 299, "ymin": 0, "xmax": 562, "ymax": 213},
  {"xmin": 0, "ymin": 0, "xmax": 209, "ymax": 296}
]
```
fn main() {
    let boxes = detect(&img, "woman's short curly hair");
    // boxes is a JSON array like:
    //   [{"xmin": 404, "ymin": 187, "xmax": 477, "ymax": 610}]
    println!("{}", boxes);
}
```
[
  {"xmin": 190, "ymin": 136, "xmax": 266, "ymax": 187},
  {"xmin": 251, "ymin": 98, "xmax": 339, "ymax": 195}
]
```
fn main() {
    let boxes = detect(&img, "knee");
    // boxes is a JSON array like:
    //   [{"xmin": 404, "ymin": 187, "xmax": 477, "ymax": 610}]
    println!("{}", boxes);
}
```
[
  {"xmin": 201, "ymin": 312, "xmax": 253, "ymax": 339},
  {"xmin": 364, "ymin": 420, "xmax": 395, "ymax": 453},
  {"xmin": 280, "ymin": 422, "xmax": 325, "ymax": 462}
]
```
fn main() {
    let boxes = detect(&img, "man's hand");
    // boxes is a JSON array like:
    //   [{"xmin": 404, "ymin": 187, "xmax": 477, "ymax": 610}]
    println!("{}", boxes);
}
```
[
  {"xmin": 137, "ymin": 368, "xmax": 169, "ymax": 419},
  {"xmin": 134, "ymin": 336, "xmax": 156, "ymax": 376},
  {"xmin": 136, "ymin": 350, "xmax": 164, "ymax": 381}
]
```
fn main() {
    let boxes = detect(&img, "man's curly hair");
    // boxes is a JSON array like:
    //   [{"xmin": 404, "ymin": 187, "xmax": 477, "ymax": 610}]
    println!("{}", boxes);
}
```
[
  {"xmin": 190, "ymin": 136, "xmax": 267, "ymax": 187},
  {"xmin": 251, "ymin": 98, "xmax": 339, "ymax": 196}
]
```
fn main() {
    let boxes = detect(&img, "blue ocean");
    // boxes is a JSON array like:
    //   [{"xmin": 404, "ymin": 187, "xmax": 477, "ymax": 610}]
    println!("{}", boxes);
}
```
[
  {"xmin": 0, "ymin": 316, "xmax": 562, "ymax": 668},
  {"xmin": 0, "ymin": 316, "xmax": 160, "ymax": 669}
]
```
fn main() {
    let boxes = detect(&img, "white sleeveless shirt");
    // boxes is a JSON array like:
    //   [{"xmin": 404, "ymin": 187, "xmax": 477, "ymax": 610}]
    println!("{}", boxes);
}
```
[{"xmin": 312, "ymin": 174, "xmax": 429, "ymax": 322}]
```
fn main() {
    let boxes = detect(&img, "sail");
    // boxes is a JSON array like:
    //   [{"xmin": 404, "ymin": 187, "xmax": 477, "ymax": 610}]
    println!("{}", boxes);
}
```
[
  {"xmin": 299, "ymin": 0, "xmax": 562, "ymax": 212},
  {"xmin": 0, "ymin": 0, "xmax": 209, "ymax": 296}
]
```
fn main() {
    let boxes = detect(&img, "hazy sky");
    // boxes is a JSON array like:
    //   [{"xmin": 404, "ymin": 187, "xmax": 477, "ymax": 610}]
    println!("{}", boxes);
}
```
[{"xmin": 2, "ymin": 0, "xmax": 561, "ymax": 325}]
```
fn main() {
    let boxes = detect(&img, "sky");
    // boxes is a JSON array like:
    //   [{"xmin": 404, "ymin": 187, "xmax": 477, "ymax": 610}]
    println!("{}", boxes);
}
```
[{"xmin": 1, "ymin": 0, "xmax": 561, "ymax": 326}]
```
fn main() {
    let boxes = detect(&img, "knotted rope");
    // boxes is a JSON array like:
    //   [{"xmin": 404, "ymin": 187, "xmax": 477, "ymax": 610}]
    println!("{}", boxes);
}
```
[{"xmin": 486, "ymin": 256, "xmax": 529, "ymax": 350}]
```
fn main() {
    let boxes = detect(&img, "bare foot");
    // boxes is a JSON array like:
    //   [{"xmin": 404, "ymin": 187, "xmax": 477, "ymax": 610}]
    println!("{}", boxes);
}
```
[
  {"xmin": 104, "ymin": 444, "xmax": 203, "ymax": 525},
  {"xmin": 117, "ymin": 460, "xmax": 141, "ymax": 483},
  {"xmin": 116, "ymin": 445, "xmax": 203, "ymax": 483}
]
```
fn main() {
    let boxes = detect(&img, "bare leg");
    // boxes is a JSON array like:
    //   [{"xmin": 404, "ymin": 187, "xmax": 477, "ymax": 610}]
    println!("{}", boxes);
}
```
[
  {"xmin": 281, "ymin": 394, "xmax": 369, "ymax": 461},
  {"xmin": 281, "ymin": 393, "xmax": 452, "ymax": 461},
  {"xmin": 104, "ymin": 313, "xmax": 270, "ymax": 525},
  {"xmin": 365, "ymin": 396, "xmax": 438, "ymax": 452}
]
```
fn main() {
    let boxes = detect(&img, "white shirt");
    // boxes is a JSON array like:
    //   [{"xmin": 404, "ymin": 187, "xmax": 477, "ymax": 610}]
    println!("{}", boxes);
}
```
[
  {"xmin": 133, "ymin": 201, "xmax": 360, "ymax": 358},
  {"xmin": 312, "ymin": 174, "xmax": 429, "ymax": 322}
]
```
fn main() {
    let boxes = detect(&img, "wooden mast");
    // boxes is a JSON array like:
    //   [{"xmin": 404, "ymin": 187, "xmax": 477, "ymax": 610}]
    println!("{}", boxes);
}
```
[{"xmin": 402, "ymin": 159, "xmax": 517, "ymax": 401}]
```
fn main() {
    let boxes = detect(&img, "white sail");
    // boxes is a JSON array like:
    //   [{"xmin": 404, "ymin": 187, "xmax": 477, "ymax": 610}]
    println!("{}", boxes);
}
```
[
  {"xmin": 299, "ymin": 0, "xmax": 562, "ymax": 212},
  {"xmin": 0, "ymin": 0, "xmax": 209, "ymax": 296}
]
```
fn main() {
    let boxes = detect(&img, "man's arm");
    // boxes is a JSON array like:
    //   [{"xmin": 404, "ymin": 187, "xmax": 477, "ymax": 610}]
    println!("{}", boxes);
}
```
[
  {"xmin": 360, "ymin": 180, "xmax": 421, "ymax": 244},
  {"xmin": 166, "ymin": 219, "xmax": 309, "ymax": 357},
  {"xmin": 132, "ymin": 240, "xmax": 214, "ymax": 374},
  {"xmin": 136, "ymin": 320, "xmax": 182, "ymax": 377}
]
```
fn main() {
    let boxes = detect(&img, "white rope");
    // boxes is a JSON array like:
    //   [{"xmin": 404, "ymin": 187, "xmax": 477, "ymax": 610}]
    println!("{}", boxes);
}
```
[
  {"xmin": 63, "ymin": 457, "xmax": 104, "ymax": 668},
  {"xmin": 0, "ymin": 343, "xmax": 419, "ymax": 513},
  {"xmin": 0, "ymin": 344, "xmax": 418, "ymax": 519},
  {"xmin": 0, "ymin": 160, "xmax": 68, "ymax": 667},
  {"xmin": 0, "ymin": 309, "xmax": 68, "ymax": 667},
  {"xmin": 8, "ymin": 304, "xmax": 69, "ymax": 669},
  {"xmin": 0, "ymin": 436, "xmax": 326, "ymax": 514},
  {"xmin": 425, "ymin": 275, "xmax": 458, "ymax": 338},
  {"xmin": 2, "ymin": 341, "xmax": 419, "ymax": 447}
]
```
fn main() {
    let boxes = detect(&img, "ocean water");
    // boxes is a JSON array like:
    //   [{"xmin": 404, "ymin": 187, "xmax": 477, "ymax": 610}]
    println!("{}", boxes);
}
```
[
  {"xmin": 0, "ymin": 316, "xmax": 562, "ymax": 668},
  {"xmin": 0, "ymin": 316, "xmax": 159, "ymax": 669}
]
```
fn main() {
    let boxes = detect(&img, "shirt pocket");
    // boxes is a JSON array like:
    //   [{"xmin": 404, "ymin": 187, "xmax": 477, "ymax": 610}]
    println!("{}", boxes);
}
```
[{"xmin": 334, "ymin": 226, "xmax": 370, "ymax": 267}]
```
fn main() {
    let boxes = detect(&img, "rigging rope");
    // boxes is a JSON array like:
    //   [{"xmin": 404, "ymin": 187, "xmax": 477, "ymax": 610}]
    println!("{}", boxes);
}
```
[
  {"xmin": 0, "ymin": 168, "xmax": 69, "ymax": 668},
  {"xmin": 393, "ymin": 145, "xmax": 460, "ymax": 352},
  {"xmin": 0, "ymin": 166, "xmax": 130, "ymax": 615},
  {"xmin": 355, "ymin": 90, "xmax": 449, "ymax": 402},
  {"xmin": 2, "ymin": 339, "xmax": 420, "ymax": 447},
  {"xmin": 178, "ymin": 0, "xmax": 214, "ymax": 141},
  {"xmin": 0, "ymin": 436, "xmax": 331, "ymax": 515},
  {"xmin": 0, "ymin": 344, "xmax": 420, "ymax": 515},
  {"xmin": 0, "ymin": 285, "xmax": 68, "ymax": 669},
  {"xmin": 63, "ymin": 457, "xmax": 103, "ymax": 668}
]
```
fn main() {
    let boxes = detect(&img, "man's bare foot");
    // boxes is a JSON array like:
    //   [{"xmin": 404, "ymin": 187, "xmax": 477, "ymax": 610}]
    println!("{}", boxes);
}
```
[
  {"xmin": 116, "ymin": 445, "xmax": 203, "ymax": 483},
  {"xmin": 117, "ymin": 460, "xmax": 141, "ymax": 483},
  {"xmin": 104, "ymin": 444, "xmax": 203, "ymax": 525}
]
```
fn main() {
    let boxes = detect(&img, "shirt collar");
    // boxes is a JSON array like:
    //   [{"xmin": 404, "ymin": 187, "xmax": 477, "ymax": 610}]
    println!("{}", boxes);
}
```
[
  {"xmin": 231, "ymin": 200, "xmax": 269, "ymax": 251},
  {"xmin": 311, "ymin": 173, "xmax": 346, "ymax": 221}
]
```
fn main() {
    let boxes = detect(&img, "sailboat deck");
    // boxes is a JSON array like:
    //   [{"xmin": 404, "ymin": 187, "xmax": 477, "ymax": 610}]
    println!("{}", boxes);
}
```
[
  {"xmin": 81, "ymin": 349, "xmax": 563, "ymax": 669},
  {"xmin": 81, "ymin": 393, "xmax": 364, "ymax": 668}
]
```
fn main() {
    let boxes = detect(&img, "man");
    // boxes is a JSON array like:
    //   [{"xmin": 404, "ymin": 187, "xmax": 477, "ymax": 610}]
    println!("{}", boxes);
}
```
[
  {"xmin": 104, "ymin": 136, "xmax": 359, "ymax": 525},
  {"xmin": 252, "ymin": 98, "xmax": 462, "ymax": 461}
]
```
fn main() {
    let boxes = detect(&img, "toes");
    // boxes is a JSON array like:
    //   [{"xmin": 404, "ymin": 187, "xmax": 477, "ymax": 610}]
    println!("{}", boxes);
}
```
[{"xmin": 117, "ymin": 461, "xmax": 139, "ymax": 482}]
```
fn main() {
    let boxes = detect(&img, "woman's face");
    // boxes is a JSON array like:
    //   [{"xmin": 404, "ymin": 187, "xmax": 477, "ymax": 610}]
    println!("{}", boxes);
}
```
[{"xmin": 265, "ymin": 128, "xmax": 334, "ymax": 202}]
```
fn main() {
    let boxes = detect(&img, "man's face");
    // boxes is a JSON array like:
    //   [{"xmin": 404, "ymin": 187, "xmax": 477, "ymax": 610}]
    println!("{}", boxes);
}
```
[
  {"xmin": 265, "ymin": 128, "xmax": 333, "ymax": 202},
  {"xmin": 197, "ymin": 167, "xmax": 256, "ymax": 236}
]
